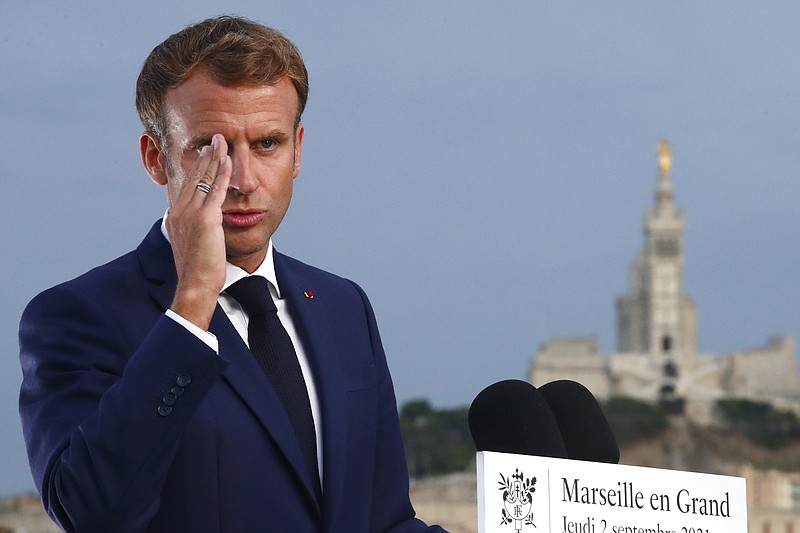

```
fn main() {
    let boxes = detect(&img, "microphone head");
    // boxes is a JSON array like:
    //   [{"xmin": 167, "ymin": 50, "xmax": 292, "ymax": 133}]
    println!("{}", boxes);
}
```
[
  {"xmin": 468, "ymin": 379, "xmax": 567, "ymax": 458},
  {"xmin": 538, "ymin": 380, "xmax": 620, "ymax": 464}
]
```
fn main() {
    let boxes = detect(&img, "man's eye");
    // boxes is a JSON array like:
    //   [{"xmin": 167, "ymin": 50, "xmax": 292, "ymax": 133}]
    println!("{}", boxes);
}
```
[
  {"xmin": 259, "ymin": 139, "xmax": 275, "ymax": 149},
  {"xmin": 190, "ymin": 141, "xmax": 212, "ymax": 153}
]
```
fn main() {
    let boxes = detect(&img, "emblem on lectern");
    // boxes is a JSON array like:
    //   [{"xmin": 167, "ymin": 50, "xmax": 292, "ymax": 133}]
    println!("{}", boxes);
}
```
[{"xmin": 498, "ymin": 468, "xmax": 537, "ymax": 531}]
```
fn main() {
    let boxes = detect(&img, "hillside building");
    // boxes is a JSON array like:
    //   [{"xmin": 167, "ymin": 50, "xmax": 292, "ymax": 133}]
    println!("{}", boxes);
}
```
[{"xmin": 529, "ymin": 140, "xmax": 799, "ymax": 424}]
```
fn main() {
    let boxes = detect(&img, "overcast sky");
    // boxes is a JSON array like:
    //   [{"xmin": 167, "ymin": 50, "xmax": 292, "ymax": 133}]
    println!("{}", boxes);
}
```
[{"xmin": 1, "ymin": 1, "xmax": 798, "ymax": 496}]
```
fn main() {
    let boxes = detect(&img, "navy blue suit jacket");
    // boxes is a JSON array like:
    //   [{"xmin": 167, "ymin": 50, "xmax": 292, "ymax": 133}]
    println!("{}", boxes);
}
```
[{"xmin": 19, "ymin": 221, "xmax": 444, "ymax": 532}]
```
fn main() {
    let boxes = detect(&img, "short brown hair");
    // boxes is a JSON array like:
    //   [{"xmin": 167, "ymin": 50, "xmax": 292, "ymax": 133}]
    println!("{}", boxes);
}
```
[{"xmin": 136, "ymin": 16, "xmax": 308, "ymax": 145}]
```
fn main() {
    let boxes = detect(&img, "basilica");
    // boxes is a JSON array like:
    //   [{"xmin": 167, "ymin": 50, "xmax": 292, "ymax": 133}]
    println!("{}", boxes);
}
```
[{"xmin": 529, "ymin": 141, "xmax": 799, "ymax": 424}]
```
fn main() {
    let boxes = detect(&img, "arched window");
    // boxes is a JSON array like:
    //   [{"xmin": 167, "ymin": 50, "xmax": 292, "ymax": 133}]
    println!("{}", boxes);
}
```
[{"xmin": 662, "ymin": 335, "xmax": 672, "ymax": 353}]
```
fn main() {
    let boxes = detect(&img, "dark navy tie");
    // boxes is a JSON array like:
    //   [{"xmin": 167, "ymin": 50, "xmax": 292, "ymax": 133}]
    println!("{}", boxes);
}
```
[{"xmin": 226, "ymin": 276, "xmax": 319, "ymax": 491}]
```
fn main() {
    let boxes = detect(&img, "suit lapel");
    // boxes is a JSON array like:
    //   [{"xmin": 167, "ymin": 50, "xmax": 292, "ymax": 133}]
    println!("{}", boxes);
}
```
[
  {"xmin": 136, "ymin": 223, "xmax": 322, "ymax": 512},
  {"xmin": 136, "ymin": 221, "xmax": 180, "ymax": 311},
  {"xmin": 212, "ymin": 308, "xmax": 322, "ymax": 511},
  {"xmin": 275, "ymin": 253, "xmax": 349, "ymax": 522}
]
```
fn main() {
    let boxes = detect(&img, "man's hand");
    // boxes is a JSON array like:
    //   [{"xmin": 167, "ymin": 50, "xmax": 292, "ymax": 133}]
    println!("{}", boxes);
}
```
[{"xmin": 167, "ymin": 134, "xmax": 231, "ymax": 330}]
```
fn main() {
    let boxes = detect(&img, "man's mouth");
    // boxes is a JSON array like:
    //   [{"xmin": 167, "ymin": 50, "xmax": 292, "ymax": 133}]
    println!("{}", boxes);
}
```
[{"xmin": 222, "ymin": 210, "xmax": 265, "ymax": 228}]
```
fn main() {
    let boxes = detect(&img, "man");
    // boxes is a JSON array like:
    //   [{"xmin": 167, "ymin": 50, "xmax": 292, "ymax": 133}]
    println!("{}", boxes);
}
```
[{"xmin": 19, "ymin": 16, "xmax": 445, "ymax": 532}]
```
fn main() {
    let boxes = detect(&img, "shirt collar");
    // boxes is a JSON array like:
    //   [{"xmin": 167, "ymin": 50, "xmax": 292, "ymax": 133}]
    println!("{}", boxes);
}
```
[
  {"xmin": 223, "ymin": 242, "xmax": 280, "ymax": 298},
  {"xmin": 160, "ymin": 211, "xmax": 281, "ymax": 298}
]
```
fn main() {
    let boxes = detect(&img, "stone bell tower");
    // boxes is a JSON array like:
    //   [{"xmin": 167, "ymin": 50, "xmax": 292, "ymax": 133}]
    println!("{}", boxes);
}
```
[
  {"xmin": 532, "ymin": 139, "xmax": 799, "ymax": 423},
  {"xmin": 615, "ymin": 140, "xmax": 697, "ymax": 409}
]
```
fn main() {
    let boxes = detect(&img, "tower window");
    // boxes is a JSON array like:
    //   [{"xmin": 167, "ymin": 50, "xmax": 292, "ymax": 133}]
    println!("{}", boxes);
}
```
[
  {"xmin": 655, "ymin": 238, "xmax": 680, "ymax": 257},
  {"xmin": 662, "ymin": 336, "xmax": 672, "ymax": 353}
]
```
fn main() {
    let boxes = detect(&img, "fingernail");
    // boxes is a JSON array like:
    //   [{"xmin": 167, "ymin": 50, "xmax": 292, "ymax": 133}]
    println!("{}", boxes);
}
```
[
  {"xmin": 199, "ymin": 145, "xmax": 211, "ymax": 156},
  {"xmin": 211, "ymin": 136, "xmax": 217, "ymax": 150}
]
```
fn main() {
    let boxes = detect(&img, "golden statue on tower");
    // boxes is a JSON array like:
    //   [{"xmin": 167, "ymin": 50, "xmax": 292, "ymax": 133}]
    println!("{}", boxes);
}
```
[{"xmin": 658, "ymin": 139, "xmax": 671, "ymax": 179}]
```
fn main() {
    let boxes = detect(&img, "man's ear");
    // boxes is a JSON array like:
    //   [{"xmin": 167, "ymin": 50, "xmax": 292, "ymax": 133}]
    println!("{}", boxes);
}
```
[
  {"xmin": 140, "ymin": 131, "xmax": 168, "ymax": 186},
  {"xmin": 292, "ymin": 123, "xmax": 304, "ymax": 179}
]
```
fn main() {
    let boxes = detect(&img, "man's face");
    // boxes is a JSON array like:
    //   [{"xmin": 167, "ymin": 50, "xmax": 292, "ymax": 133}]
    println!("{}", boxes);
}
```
[{"xmin": 157, "ymin": 68, "xmax": 303, "ymax": 272}]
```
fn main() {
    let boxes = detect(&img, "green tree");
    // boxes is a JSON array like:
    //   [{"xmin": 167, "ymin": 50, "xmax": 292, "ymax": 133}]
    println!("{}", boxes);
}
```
[
  {"xmin": 399, "ymin": 399, "xmax": 474, "ymax": 478},
  {"xmin": 716, "ymin": 398, "xmax": 800, "ymax": 449},
  {"xmin": 603, "ymin": 396, "xmax": 669, "ymax": 446}
]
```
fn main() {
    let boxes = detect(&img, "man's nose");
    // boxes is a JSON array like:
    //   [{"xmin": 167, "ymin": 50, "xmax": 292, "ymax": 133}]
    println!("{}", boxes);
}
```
[{"xmin": 228, "ymin": 152, "xmax": 259, "ymax": 193}]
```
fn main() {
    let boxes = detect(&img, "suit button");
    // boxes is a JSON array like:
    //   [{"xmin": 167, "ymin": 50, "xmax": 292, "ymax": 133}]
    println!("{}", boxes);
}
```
[
  {"xmin": 170, "ymin": 386, "xmax": 185, "ymax": 397},
  {"xmin": 158, "ymin": 404, "xmax": 173, "ymax": 417},
  {"xmin": 163, "ymin": 393, "xmax": 177, "ymax": 406},
  {"xmin": 176, "ymin": 375, "xmax": 191, "ymax": 387}
]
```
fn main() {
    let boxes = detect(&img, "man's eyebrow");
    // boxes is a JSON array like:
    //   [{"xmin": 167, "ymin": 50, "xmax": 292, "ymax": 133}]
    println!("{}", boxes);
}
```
[
  {"xmin": 261, "ymin": 131, "xmax": 291, "ymax": 143},
  {"xmin": 183, "ymin": 131, "xmax": 293, "ymax": 150}
]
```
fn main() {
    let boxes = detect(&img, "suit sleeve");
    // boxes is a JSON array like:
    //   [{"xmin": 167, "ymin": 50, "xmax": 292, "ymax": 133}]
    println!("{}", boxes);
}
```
[
  {"xmin": 349, "ymin": 282, "xmax": 447, "ymax": 533},
  {"xmin": 18, "ymin": 283, "xmax": 228, "ymax": 533}
]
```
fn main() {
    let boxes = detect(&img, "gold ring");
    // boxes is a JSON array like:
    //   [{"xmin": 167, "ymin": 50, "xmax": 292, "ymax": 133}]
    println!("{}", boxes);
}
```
[{"xmin": 196, "ymin": 182, "xmax": 212, "ymax": 194}]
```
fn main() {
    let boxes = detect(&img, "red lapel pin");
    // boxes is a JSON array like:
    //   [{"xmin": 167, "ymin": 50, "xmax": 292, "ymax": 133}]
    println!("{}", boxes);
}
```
[{"xmin": 303, "ymin": 291, "xmax": 314, "ymax": 299}]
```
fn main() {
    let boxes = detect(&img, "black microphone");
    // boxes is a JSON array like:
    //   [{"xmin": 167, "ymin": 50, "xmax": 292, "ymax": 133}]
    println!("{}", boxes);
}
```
[
  {"xmin": 468, "ymin": 379, "xmax": 568, "ymax": 458},
  {"xmin": 538, "ymin": 380, "xmax": 620, "ymax": 464}
]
